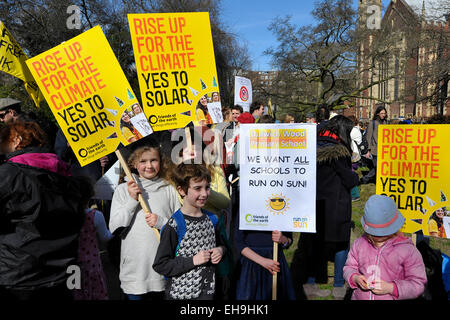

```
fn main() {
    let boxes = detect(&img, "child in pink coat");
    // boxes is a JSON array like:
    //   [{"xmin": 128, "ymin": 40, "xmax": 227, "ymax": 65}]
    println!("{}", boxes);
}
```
[{"xmin": 344, "ymin": 195, "xmax": 427, "ymax": 300}]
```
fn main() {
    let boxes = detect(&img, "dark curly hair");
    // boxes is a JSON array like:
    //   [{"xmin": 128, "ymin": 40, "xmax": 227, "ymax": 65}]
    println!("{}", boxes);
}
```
[{"xmin": 0, "ymin": 120, "xmax": 48, "ymax": 150}]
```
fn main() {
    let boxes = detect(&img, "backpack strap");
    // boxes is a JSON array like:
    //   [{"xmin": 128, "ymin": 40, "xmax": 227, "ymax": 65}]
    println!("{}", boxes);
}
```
[
  {"xmin": 204, "ymin": 210, "xmax": 218, "ymax": 229},
  {"xmin": 162, "ymin": 209, "xmax": 219, "ymax": 258},
  {"xmin": 172, "ymin": 209, "xmax": 186, "ymax": 256},
  {"xmin": 160, "ymin": 209, "xmax": 186, "ymax": 257}
]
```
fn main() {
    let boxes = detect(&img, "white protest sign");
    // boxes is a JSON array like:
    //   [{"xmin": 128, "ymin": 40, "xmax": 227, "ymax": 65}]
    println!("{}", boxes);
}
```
[
  {"xmin": 234, "ymin": 76, "xmax": 252, "ymax": 112},
  {"xmin": 94, "ymin": 160, "xmax": 120, "ymax": 200},
  {"xmin": 207, "ymin": 101, "xmax": 223, "ymax": 123},
  {"xmin": 443, "ymin": 216, "xmax": 450, "ymax": 239},
  {"xmin": 239, "ymin": 123, "xmax": 316, "ymax": 232},
  {"xmin": 130, "ymin": 110, "xmax": 154, "ymax": 137}
]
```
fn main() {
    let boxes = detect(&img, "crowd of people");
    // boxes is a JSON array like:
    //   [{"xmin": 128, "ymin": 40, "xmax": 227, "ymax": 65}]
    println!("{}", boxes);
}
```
[{"xmin": 0, "ymin": 97, "xmax": 448, "ymax": 301}]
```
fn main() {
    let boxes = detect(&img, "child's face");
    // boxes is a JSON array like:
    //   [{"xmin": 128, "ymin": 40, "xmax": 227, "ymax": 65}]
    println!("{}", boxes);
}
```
[
  {"xmin": 134, "ymin": 149, "xmax": 160, "ymax": 180},
  {"xmin": 180, "ymin": 178, "xmax": 210, "ymax": 209},
  {"xmin": 368, "ymin": 234, "xmax": 395, "ymax": 247}
]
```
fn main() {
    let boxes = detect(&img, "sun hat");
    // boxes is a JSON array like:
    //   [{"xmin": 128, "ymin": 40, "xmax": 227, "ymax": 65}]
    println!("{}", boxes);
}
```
[
  {"xmin": 237, "ymin": 112, "xmax": 255, "ymax": 124},
  {"xmin": 361, "ymin": 194, "xmax": 405, "ymax": 236},
  {"xmin": 0, "ymin": 98, "xmax": 21, "ymax": 111}
]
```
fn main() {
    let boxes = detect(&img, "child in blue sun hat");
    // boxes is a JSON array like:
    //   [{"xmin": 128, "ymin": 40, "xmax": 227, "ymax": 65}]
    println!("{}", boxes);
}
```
[{"xmin": 343, "ymin": 194, "xmax": 427, "ymax": 300}]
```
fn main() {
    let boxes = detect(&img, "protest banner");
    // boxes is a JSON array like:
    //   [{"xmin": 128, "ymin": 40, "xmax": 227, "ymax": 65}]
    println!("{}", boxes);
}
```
[
  {"xmin": 376, "ymin": 124, "xmax": 450, "ymax": 239},
  {"xmin": 239, "ymin": 123, "xmax": 317, "ymax": 232},
  {"xmin": 0, "ymin": 21, "xmax": 42, "ymax": 107},
  {"xmin": 128, "ymin": 12, "xmax": 221, "ymax": 130},
  {"xmin": 234, "ymin": 76, "xmax": 252, "ymax": 112},
  {"xmin": 26, "ymin": 25, "xmax": 152, "ymax": 167}
]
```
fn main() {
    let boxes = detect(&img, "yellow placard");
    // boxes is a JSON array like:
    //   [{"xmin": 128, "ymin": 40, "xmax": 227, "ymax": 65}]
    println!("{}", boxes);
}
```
[
  {"xmin": 26, "ymin": 26, "xmax": 152, "ymax": 167},
  {"xmin": 0, "ymin": 21, "xmax": 43, "ymax": 107},
  {"xmin": 128, "ymin": 12, "xmax": 221, "ymax": 130},
  {"xmin": 376, "ymin": 124, "xmax": 450, "ymax": 239}
]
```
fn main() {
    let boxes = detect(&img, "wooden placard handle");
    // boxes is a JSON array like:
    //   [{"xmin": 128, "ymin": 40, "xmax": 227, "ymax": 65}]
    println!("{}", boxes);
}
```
[
  {"xmin": 115, "ymin": 149, "xmax": 160, "ymax": 241},
  {"xmin": 272, "ymin": 241, "xmax": 278, "ymax": 300},
  {"xmin": 185, "ymin": 127, "xmax": 192, "ymax": 153}
]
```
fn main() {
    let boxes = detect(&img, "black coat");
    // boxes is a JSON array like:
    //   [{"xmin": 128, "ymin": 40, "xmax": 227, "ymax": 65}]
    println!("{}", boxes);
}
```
[
  {"xmin": 316, "ymin": 136, "xmax": 359, "ymax": 243},
  {"xmin": 0, "ymin": 148, "xmax": 85, "ymax": 289},
  {"xmin": 289, "ymin": 136, "xmax": 359, "ymax": 288}
]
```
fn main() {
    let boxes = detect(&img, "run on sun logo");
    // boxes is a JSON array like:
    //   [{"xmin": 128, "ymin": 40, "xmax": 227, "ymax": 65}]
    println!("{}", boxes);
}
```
[{"xmin": 266, "ymin": 193, "xmax": 290, "ymax": 215}]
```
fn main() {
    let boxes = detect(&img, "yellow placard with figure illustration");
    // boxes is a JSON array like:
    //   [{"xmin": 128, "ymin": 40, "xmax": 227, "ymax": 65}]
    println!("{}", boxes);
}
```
[
  {"xmin": 0, "ymin": 21, "xmax": 43, "ymax": 107},
  {"xmin": 376, "ymin": 124, "xmax": 450, "ymax": 239},
  {"xmin": 128, "ymin": 12, "xmax": 221, "ymax": 131},
  {"xmin": 26, "ymin": 26, "xmax": 152, "ymax": 167},
  {"xmin": 239, "ymin": 124, "xmax": 317, "ymax": 232}
]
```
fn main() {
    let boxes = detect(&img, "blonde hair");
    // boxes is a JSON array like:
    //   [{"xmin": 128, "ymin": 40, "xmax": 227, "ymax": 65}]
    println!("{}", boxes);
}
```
[
  {"xmin": 118, "ymin": 145, "xmax": 170, "ymax": 183},
  {"xmin": 222, "ymin": 107, "xmax": 232, "ymax": 122},
  {"xmin": 365, "ymin": 231, "xmax": 402, "ymax": 246}
]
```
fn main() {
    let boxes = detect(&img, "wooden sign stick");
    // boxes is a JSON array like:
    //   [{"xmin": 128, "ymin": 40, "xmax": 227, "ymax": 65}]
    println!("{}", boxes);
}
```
[
  {"xmin": 185, "ymin": 127, "xmax": 192, "ymax": 155},
  {"xmin": 272, "ymin": 241, "xmax": 278, "ymax": 300},
  {"xmin": 115, "ymin": 149, "xmax": 160, "ymax": 241}
]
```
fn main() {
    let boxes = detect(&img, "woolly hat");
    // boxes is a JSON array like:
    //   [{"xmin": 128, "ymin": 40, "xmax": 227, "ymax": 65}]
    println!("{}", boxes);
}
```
[
  {"xmin": 362, "ymin": 194, "xmax": 405, "ymax": 236},
  {"xmin": 237, "ymin": 112, "xmax": 255, "ymax": 124}
]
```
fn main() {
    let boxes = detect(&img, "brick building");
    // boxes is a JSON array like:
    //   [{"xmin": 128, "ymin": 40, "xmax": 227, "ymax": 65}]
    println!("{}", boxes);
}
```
[{"xmin": 350, "ymin": 0, "xmax": 449, "ymax": 121}]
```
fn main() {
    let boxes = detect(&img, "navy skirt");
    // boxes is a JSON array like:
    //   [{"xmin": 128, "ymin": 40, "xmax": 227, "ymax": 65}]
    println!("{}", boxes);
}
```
[{"xmin": 235, "ymin": 246, "xmax": 296, "ymax": 300}]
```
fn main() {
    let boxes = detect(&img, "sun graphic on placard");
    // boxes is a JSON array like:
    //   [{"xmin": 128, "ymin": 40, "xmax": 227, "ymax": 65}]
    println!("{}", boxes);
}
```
[
  {"xmin": 415, "ymin": 190, "xmax": 449, "ymax": 238},
  {"xmin": 266, "ymin": 193, "xmax": 290, "ymax": 215}
]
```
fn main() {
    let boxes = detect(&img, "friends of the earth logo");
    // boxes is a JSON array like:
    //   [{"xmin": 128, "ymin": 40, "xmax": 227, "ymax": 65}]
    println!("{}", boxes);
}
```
[{"xmin": 266, "ymin": 193, "xmax": 290, "ymax": 215}]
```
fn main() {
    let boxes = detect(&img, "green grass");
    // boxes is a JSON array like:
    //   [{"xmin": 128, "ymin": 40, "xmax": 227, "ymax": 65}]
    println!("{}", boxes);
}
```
[{"xmin": 285, "ymin": 178, "xmax": 450, "ymax": 300}]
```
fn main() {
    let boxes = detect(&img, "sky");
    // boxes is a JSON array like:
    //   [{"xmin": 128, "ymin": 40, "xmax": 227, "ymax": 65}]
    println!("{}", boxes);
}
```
[
  {"xmin": 221, "ymin": 0, "xmax": 318, "ymax": 71},
  {"xmin": 220, "ymin": 0, "xmax": 436, "ymax": 71}
]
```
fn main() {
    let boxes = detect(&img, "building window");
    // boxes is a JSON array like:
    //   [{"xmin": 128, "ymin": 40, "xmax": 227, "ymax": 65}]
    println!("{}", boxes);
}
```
[{"xmin": 394, "ymin": 57, "xmax": 399, "ymax": 101}]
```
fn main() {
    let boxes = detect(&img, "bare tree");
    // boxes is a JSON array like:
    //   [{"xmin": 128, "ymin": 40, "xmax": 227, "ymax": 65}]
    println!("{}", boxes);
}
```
[
  {"xmin": 409, "ymin": 0, "xmax": 450, "ymax": 115},
  {"xmin": 263, "ymin": 0, "xmax": 406, "ymax": 116},
  {"xmin": 0, "ymin": 0, "xmax": 251, "ymax": 113}
]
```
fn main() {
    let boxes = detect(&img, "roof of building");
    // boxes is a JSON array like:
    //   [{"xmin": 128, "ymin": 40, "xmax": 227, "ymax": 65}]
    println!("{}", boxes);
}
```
[{"xmin": 404, "ymin": 0, "xmax": 448, "ymax": 23}]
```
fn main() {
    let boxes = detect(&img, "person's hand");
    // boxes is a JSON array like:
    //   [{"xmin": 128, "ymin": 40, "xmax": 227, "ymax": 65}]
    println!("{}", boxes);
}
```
[
  {"xmin": 127, "ymin": 180, "xmax": 141, "ymax": 201},
  {"xmin": 193, "ymin": 250, "xmax": 211, "ymax": 266},
  {"xmin": 272, "ymin": 230, "xmax": 286, "ymax": 244},
  {"xmin": 145, "ymin": 213, "xmax": 158, "ymax": 228},
  {"xmin": 370, "ymin": 279, "xmax": 394, "ymax": 295},
  {"xmin": 99, "ymin": 156, "xmax": 109, "ymax": 168},
  {"xmin": 353, "ymin": 274, "xmax": 370, "ymax": 290},
  {"xmin": 225, "ymin": 138, "xmax": 235, "ymax": 148},
  {"xmin": 182, "ymin": 147, "xmax": 197, "ymax": 162},
  {"xmin": 364, "ymin": 151, "xmax": 372, "ymax": 159},
  {"xmin": 210, "ymin": 247, "xmax": 224, "ymax": 264},
  {"xmin": 259, "ymin": 257, "xmax": 280, "ymax": 275}
]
